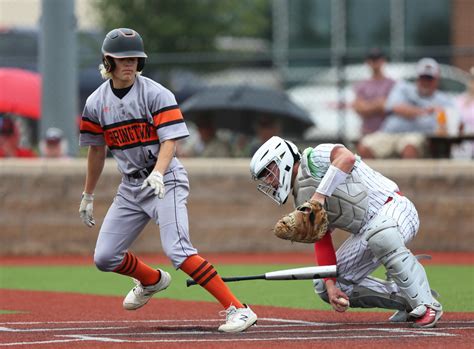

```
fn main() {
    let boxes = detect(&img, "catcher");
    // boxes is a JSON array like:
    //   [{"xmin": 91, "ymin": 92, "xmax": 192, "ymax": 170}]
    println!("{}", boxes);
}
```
[{"xmin": 250, "ymin": 136, "xmax": 442, "ymax": 328}]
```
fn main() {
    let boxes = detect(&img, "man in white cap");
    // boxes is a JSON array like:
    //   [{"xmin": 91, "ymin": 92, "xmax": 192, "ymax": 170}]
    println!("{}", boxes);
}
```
[{"xmin": 357, "ymin": 57, "xmax": 453, "ymax": 159}]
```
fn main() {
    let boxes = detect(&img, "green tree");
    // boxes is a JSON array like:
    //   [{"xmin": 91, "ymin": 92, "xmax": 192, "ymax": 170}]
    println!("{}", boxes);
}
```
[{"xmin": 93, "ymin": 0, "xmax": 271, "ymax": 53}]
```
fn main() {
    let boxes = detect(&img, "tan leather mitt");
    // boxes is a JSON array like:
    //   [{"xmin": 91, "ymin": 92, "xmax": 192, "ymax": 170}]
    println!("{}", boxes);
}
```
[{"xmin": 273, "ymin": 200, "xmax": 329, "ymax": 243}]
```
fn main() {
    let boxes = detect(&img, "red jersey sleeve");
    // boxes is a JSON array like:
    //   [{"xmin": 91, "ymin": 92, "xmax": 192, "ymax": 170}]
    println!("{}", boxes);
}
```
[{"xmin": 314, "ymin": 230, "xmax": 337, "ymax": 283}]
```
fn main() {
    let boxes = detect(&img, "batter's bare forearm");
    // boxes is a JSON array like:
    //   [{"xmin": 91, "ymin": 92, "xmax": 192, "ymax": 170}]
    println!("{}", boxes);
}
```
[
  {"xmin": 154, "ymin": 139, "xmax": 176, "ymax": 174},
  {"xmin": 84, "ymin": 145, "xmax": 106, "ymax": 194}
]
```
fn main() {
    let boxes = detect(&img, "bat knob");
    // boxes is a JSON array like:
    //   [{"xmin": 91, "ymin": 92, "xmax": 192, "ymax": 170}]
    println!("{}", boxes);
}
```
[{"xmin": 186, "ymin": 279, "xmax": 197, "ymax": 287}]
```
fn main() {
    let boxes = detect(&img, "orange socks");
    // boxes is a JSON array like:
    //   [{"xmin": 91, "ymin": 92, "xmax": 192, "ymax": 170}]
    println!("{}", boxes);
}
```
[
  {"xmin": 114, "ymin": 252, "xmax": 244, "ymax": 309},
  {"xmin": 180, "ymin": 254, "xmax": 243, "ymax": 309},
  {"xmin": 114, "ymin": 251, "xmax": 160, "ymax": 286}
]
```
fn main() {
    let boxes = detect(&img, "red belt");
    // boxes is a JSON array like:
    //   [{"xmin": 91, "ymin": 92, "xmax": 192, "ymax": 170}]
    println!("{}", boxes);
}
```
[{"xmin": 385, "ymin": 191, "xmax": 402, "ymax": 204}]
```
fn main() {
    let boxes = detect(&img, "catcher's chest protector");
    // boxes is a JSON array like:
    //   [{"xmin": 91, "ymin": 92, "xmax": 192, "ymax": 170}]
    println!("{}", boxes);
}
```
[{"xmin": 292, "ymin": 154, "xmax": 369, "ymax": 234}]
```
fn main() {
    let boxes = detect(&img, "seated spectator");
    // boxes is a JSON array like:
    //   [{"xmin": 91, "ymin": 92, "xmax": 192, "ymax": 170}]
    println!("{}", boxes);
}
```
[
  {"xmin": 353, "ymin": 48, "xmax": 395, "ymax": 137},
  {"xmin": 228, "ymin": 132, "xmax": 250, "ymax": 158},
  {"xmin": 357, "ymin": 58, "xmax": 452, "ymax": 159},
  {"xmin": 452, "ymin": 69, "xmax": 474, "ymax": 158},
  {"xmin": 39, "ymin": 127, "xmax": 69, "ymax": 158},
  {"xmin": 0, "ymin": 115, "xmax": 36, "ymax": 158},
  {"xmin": 456, "ymin": 69, "xmax": 474, "ymax": 133},
  {"xmin": 178, "ymin": 115, "xmax": 232, "ymax": 158},
  {"xmin": 246, "ymin": 116, "xmax": 282, "ymax": 157}
]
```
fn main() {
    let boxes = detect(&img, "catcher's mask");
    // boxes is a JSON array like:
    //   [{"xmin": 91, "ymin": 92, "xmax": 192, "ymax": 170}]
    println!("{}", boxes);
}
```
[
  {"xmin": 101, "ymin": 28, "xmax": 147, "ymax": 73},
  {"xmin": 250, "ymin": 136, "xmax": 301, "ymax": 205}
]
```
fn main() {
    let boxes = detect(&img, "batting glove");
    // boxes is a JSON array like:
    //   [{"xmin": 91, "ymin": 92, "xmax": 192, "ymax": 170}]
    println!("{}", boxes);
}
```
[
  {"xmin": 141, "ymin": 170, "xmax": 165, "ymax": 198},
  {"xmin": 79, "ymin": 192, "xmax": 95, "ymax": 227}
]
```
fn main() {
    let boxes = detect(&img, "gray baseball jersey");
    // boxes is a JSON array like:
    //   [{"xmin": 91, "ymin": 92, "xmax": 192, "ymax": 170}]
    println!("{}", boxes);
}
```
[
  {"xmin": 306, "ymin": 144, "xmax": 419, "ymax": 295},
  {"xmin": 80, "ymin": 75, "xmax": 197, "ymax": 269}
]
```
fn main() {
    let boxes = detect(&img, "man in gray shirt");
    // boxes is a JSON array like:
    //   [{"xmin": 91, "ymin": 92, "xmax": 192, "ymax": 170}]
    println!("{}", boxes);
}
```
[{"xmin": 358, "ymin": 58, "xmax": 452, "ymax": 159}]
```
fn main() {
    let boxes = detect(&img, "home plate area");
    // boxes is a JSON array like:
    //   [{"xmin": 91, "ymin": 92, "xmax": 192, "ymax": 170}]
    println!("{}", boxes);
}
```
[{"xmin": 1, "ymin": 318, "xmax": 474, "ymax": 348}]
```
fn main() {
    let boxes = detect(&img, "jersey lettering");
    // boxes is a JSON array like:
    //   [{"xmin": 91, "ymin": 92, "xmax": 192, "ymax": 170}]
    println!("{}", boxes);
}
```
[{"xmin": 104, "ymin": 119, "xmax": 158, "ymax": 150}]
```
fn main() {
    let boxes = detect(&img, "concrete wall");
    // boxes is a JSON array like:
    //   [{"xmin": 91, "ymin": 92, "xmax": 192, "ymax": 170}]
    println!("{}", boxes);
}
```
[{"xmin": 0, "ymin": 158, "xmax": 473, "ymax": 256}]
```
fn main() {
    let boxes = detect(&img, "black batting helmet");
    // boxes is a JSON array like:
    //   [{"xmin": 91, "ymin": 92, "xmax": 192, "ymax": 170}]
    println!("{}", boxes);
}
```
[{"xmin": 101, "ymin": 28, "xmax": 147, "ymax": 72}]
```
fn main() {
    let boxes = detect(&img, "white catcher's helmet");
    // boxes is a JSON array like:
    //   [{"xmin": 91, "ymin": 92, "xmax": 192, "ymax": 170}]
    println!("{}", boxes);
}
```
[{"xmin": 250, "ymin": 136, "xmax": 301, "ymax": 205}]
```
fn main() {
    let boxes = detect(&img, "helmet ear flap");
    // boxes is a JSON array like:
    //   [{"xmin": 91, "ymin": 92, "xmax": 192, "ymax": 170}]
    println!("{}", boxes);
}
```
[{"xmin": 103, "ymin": 56, "xmax": 115, "ymax": 72}]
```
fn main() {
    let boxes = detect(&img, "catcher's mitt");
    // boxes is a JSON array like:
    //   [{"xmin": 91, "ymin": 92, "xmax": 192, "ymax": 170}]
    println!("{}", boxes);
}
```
[{"xmin": 273, "ymin": 200, "xmax": 329, "ymax": 243}]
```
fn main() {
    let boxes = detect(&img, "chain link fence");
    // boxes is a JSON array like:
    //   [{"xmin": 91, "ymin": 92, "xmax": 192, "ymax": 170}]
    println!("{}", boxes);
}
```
[
  {"xmin": 144, "ymin": 48, "xmax": 473, "ymax": 149},
  {"xmin": 1, "ymin": 28, "xmax": 473, "ymax": 155}
]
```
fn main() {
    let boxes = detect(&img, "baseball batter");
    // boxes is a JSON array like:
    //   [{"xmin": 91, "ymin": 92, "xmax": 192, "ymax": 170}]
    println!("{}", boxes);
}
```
[
  {"xmin": 250, "ymin": 136, "xmax": 442, "ymax": 328},
  {"xmin": 78, "ymin": 28, "xmax": 257, "ymax": 333}
]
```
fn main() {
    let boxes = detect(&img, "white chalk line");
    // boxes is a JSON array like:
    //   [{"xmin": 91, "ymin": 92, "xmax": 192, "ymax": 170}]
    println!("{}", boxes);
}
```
[
  {"xmin": 0, "ymin": 339, "xmax": 83, "ymax": 347},
  {"xmin": 1, "ymin": 318, "xmax": 472, "ymax": 346},
  {"xmin": 1, "ymin": 318, "xmax": 473, "ymax": 326},
  {"xmin": 0, "ymin": 333, "xmax": 460, "ymax": 346},
  {"xmin": 0, "ymin": 326, "xmax": 131, "ymax": 332},
  {"xmin": 50, "ymin": 327, "xmax": 461, "ymax": 337},
  {"xmin": 41, "ymin": 333, "xmax": 463, "ymax": 344},
  {"xmin": 2, "ymin": 326, "xmax": 469, "ymax": 336}
]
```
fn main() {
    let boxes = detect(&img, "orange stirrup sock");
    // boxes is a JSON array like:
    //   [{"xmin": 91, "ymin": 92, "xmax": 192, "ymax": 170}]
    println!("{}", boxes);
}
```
[
  {"xmin": 114, "ymin": 252, "xmax": 160, "ymax": 286},
  {"xmin": 180, "ymin": 254, "xmax": 243, "ymax": 309}
]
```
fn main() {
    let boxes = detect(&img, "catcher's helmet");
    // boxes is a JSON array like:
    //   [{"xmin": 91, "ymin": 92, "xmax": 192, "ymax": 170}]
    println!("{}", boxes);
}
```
[
  {"xmin": 101, "ymin": 28, "xmax": 147, "ymax": 72},
  {"xmin": 250, "ymin": 136, "xmax": 301, "ymax": 205}
]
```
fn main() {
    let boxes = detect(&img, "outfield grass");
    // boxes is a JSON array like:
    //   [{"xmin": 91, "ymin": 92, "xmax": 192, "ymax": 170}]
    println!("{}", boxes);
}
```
[{"xmin": 1, "ymin": 264, "xmax": 473, "ymax": 312}]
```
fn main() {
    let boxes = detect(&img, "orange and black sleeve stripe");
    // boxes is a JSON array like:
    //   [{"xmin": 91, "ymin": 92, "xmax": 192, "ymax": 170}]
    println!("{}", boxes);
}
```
[
  {"xmin": 152, "ymin": 105, "xmax": 184, "ymax": 129},
  {"xmin": 80, "ymin": 117, "xmax": 104, "ymax": 135}
]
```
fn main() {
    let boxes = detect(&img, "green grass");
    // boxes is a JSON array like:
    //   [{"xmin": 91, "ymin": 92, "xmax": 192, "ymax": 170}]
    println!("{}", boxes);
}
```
[
  {"xmin": 0, "ymin": 310, "xmax": 21, "ymax": 314},
  {"xmin": 1, "ymin": 264, "xmax": 473, "ymax": 312}
]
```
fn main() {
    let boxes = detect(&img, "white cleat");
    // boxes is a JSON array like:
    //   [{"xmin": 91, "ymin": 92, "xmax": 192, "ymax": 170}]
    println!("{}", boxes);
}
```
[
  {"xmin": 218, "ymin": 304, "xmax": 257, "ymax": 333},
  {"xmin": 123, "ymin": 269, "xmax": 171, "ymax": 310}
]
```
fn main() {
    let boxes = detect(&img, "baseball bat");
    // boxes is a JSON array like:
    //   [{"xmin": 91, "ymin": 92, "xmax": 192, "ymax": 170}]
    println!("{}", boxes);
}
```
[{"xmin": 185, "ymin": 265, "xmax": 337, "ymax": 287}]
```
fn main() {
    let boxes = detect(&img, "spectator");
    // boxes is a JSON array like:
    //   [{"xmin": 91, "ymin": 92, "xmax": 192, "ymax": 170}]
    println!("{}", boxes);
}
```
[
  {"xmin": 353, "ymin": 48, "xmax": 395, "ymax": 137},
  {"xmin": 247, "ymin": 115, "xmax": 282, "ymax": 156},
  {"xmin": 0, "ymin": 115, "xmax": 36, "ymax": 158},
  {"xmin": 453, "ymin": 69, "xmax": 474, "ymax": 158},
  {"xmin": 456, "ymin": 69, "xmax": 474, "ymax": 132},
  {"xmin": 178, "ymin": 115, "xmax": 232, "ymax": 157},
  {"xmin": 357, "ymin": 58, "xmax": 452, "ymax": 159},
  {"xmin": 39, "ymin": 127, "xmax": 68, "ymax": 158}
]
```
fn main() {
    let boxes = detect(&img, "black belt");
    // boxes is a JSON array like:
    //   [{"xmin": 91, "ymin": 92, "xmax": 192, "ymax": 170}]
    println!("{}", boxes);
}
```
[{"xmin": 127, "ymin": 165, "xmax": 155, "ymax": 179}]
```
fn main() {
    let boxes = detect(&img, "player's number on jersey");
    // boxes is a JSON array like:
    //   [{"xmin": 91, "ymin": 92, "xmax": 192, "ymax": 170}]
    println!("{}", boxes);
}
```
[{"xmin": 144, "ymin": 149, "xmax": 157, "ymax": 164}]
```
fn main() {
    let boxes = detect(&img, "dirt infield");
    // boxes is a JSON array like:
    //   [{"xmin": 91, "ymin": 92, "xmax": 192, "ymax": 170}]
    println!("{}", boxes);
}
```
[{"xmin": 1, "ymin": 290, "xmax": 474, "ymax": 349}]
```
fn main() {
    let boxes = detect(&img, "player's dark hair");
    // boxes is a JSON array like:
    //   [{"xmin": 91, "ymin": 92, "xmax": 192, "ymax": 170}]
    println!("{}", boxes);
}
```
[{"xmin": 102, "ymin": 56, "xmax": 145, "ymax": 72}]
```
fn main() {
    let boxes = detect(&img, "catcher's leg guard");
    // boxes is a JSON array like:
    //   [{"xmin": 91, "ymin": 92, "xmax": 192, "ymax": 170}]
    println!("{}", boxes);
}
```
[
  {"xmin": 313, "ymin": 277, "xmax": 409, "ymax": 311},
  {"xmin": 350, "ymin": 278, "xmax": 409, "ymax": 310},
  {"xmin": 364, "ymin": 215, "xmax": 441, "ymax": 312}
]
